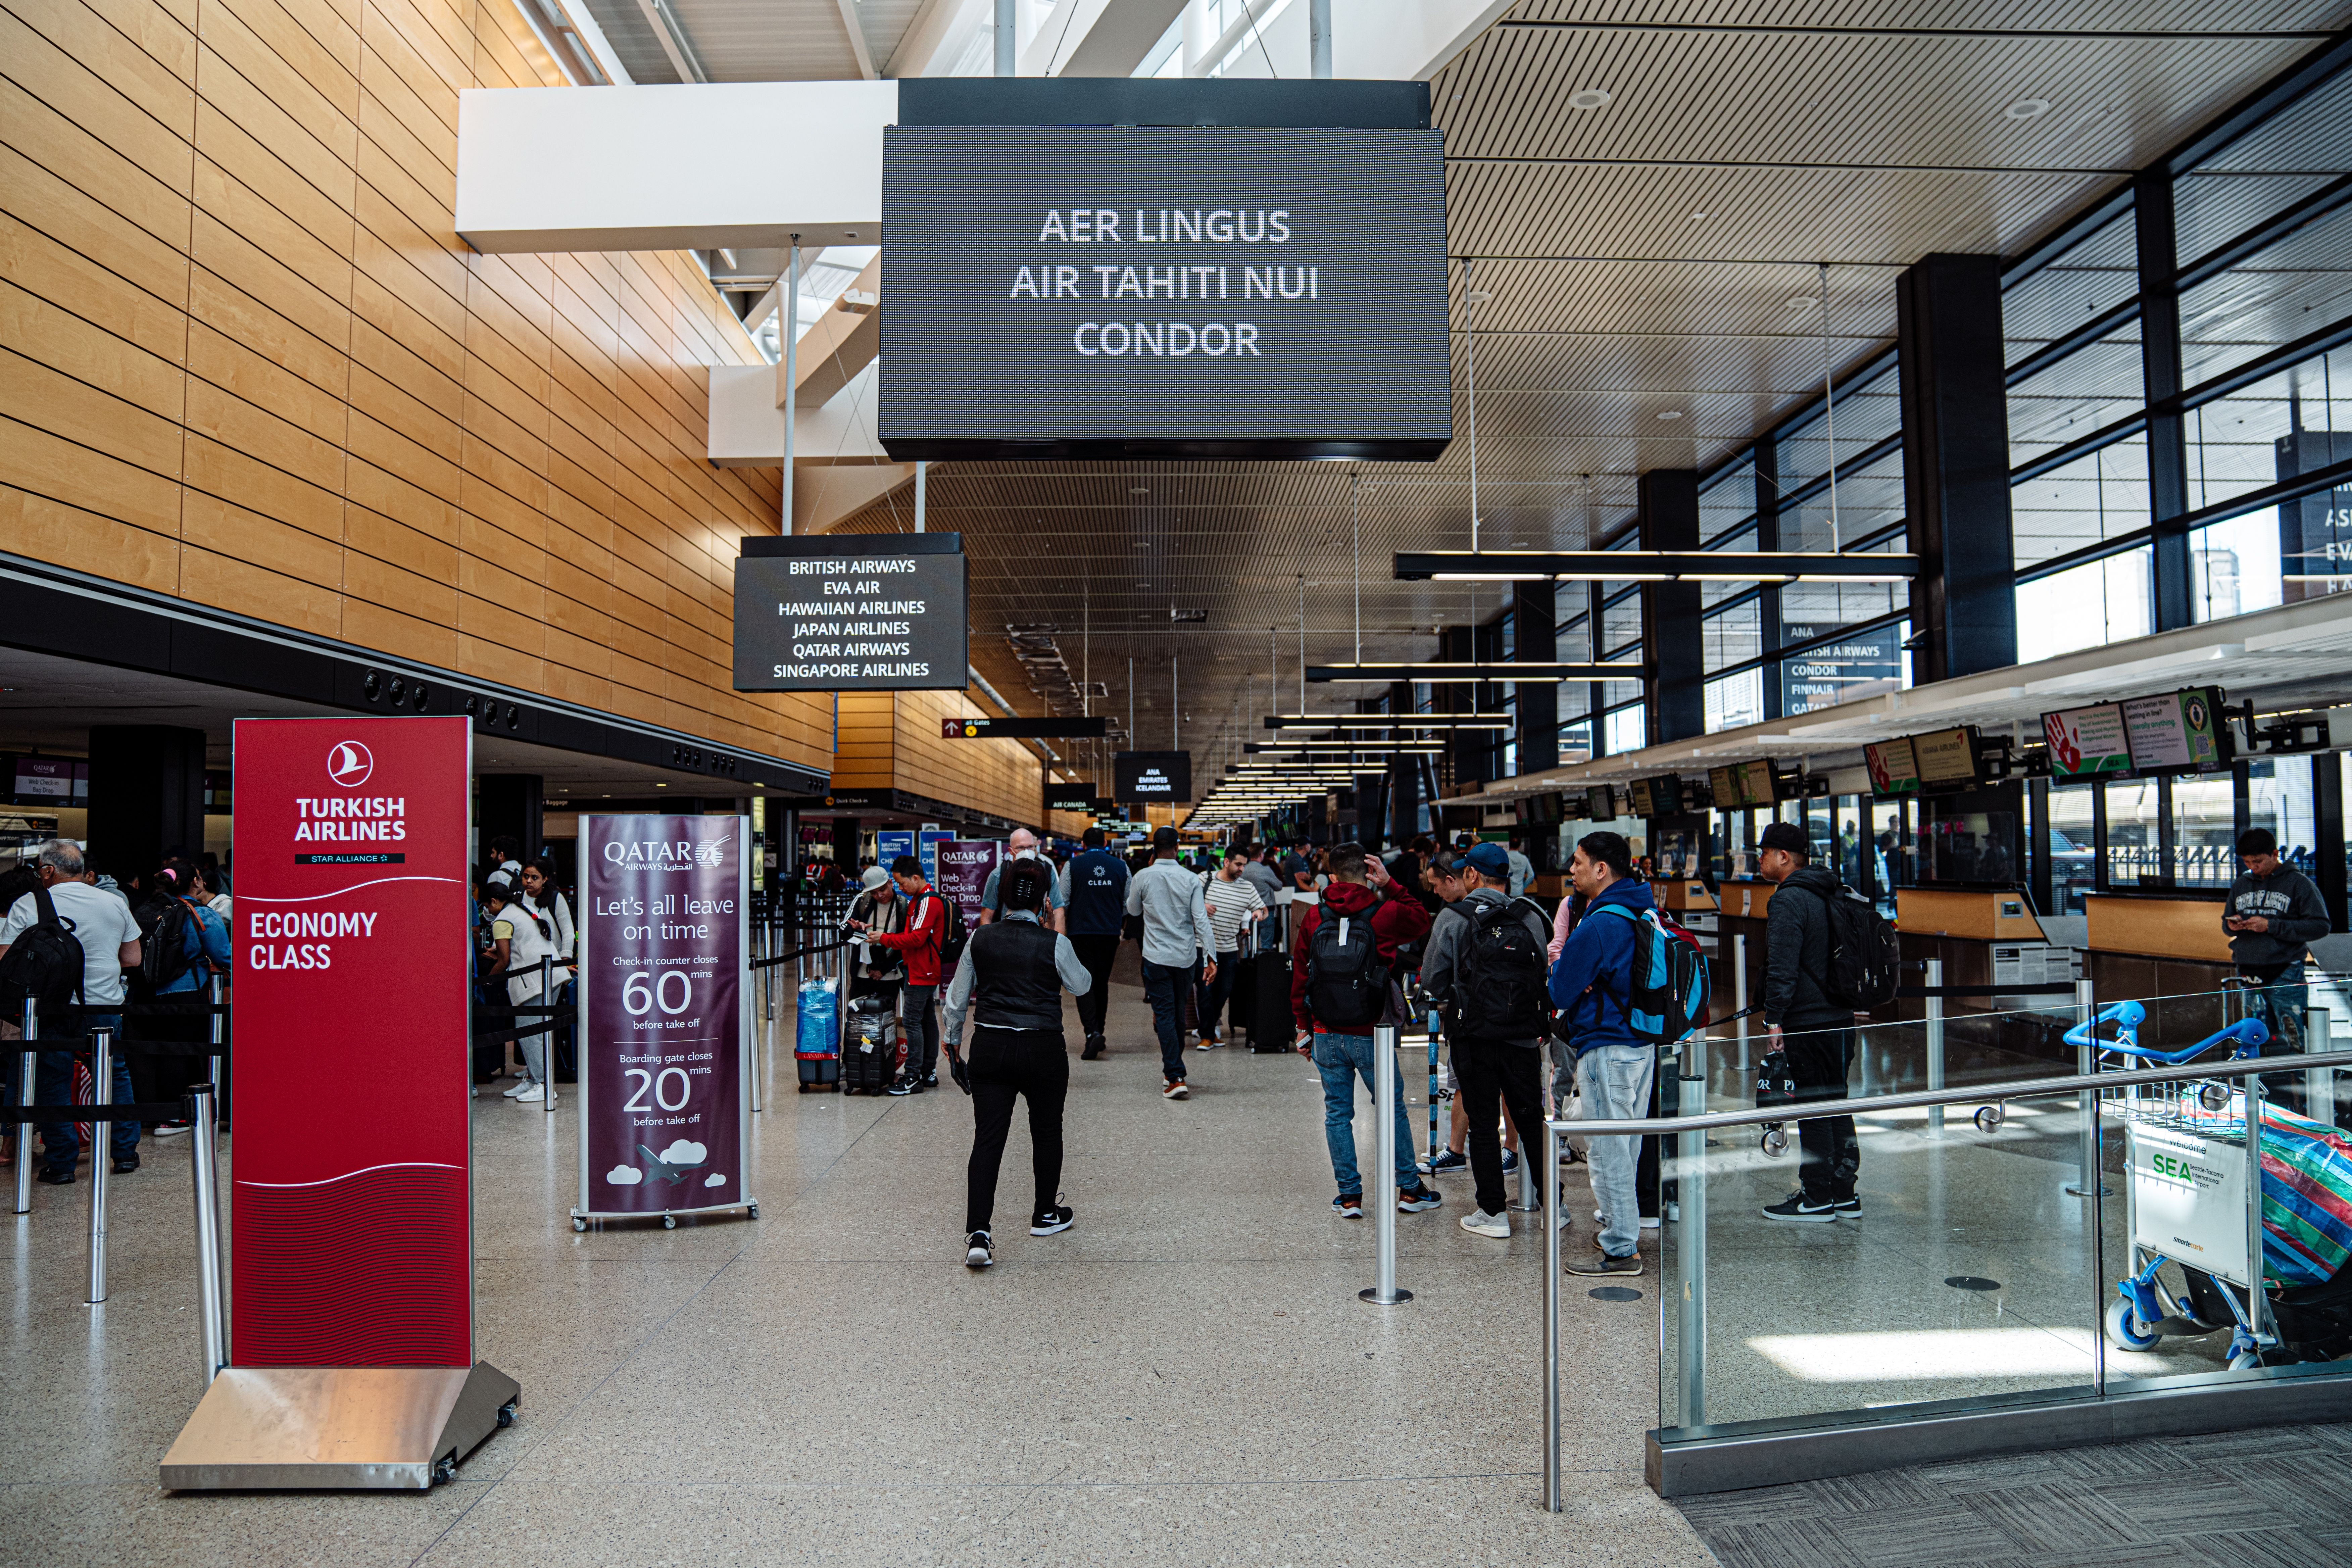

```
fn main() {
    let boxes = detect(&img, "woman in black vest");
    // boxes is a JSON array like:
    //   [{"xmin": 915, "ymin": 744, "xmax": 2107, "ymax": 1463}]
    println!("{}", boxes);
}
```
[{"xmin": 940, "ymin": 858, "xmax": 1093, "ymax": 1268}]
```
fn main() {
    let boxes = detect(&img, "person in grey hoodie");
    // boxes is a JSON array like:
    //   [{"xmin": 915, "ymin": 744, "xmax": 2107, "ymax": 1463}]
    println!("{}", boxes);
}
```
[
  {"xmin": 2224, "ymin": 827, "xmax": 2332, "ymax": 1055},
  {"xmin": 1125, "ymin": 826, "xmax": 1216, "ymax": 1098},
  {"xmin": 1422, "ymin": 841, "xmax": 1555, "ymax": 1236}
]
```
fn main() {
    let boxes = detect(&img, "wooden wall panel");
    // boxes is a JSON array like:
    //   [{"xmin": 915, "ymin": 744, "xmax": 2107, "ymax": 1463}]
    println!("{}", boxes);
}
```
[{"xmin": 0, "ymin": 0, "xmax": 831, "ymax": 771}]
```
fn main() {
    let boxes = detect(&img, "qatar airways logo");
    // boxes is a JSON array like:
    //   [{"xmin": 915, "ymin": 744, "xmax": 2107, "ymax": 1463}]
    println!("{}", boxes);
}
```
[
  {"xmin": 327, "ymin": 740, "xmax": 373, "ymax": 787},
  {"xmin": 603, "ymin": 834, "xmax": 729, "ymax": 870}
]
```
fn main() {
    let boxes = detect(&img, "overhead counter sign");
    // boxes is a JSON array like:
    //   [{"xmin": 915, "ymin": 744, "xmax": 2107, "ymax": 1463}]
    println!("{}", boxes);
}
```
[
  {"xmin": 733, "ymin": 534, "xmax": 968, "ymax": 692},
  {"xmin": 877, "ymin": 87, "xmax": 1449, "ymax": 461}
]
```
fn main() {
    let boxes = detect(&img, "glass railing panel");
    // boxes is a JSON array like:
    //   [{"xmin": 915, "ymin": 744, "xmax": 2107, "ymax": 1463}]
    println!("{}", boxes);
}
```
[{"xmin": 1661, "ymin": 1008, "xmax": 2109, "ymax": 1433}]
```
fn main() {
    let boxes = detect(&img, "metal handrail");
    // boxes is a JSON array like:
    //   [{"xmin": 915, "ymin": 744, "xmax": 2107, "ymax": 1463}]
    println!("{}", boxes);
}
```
[{"xmin": 1541, "ymin": 1049, "xmax": 2352, "ymax": 1140}]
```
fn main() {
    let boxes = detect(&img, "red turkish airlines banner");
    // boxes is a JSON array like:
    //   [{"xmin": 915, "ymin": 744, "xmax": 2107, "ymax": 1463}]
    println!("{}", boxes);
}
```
[{"xmin": 230, "ymin": 716, "xmax": 473, "ymax": 1367}]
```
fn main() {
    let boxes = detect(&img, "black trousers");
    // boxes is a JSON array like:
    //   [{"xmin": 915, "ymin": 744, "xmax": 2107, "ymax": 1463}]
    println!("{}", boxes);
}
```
[
  {"xmin": 1452, "ymin": 1034, "xmax": 1546, "ymax": 1219},
  {"xmin": 1068, "ymin": 935, "xmax": 1121, "ymax": 1037},
  {"xmin": 1786, "ymin": 1025, "xmax": 1859, "ymax": 1202},
  {"xmin": 966, "ymin": 1025, "xmax": 1069, "ymax": 1235}
]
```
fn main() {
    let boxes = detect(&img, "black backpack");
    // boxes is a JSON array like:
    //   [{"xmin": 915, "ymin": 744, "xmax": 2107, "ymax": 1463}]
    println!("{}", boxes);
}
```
[
  {"xmin": 1305, "ymin": 907, "xmax": 1388, "ymax": 1029},
  {"xmin": 927, "ymin": 891, "xmax": 969, "ymax": 972},
  {"xmin": 1455, "ymin": 896, "xmax": 1551, "ymax": 1040},
  {"xmin": 135, "ymin": 895, "xmax": 199, "ymax": 993},
  {"xmin": 0, "ymin": 883, "xmax": 87, "ymax": 1020},
  {"xmin": 1792, "ymin": 881, "xmax": 1900, "ymax": 1010}
]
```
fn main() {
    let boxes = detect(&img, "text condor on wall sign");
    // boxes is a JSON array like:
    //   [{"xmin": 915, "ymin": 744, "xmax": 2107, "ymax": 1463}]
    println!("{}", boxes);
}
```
[
  {"xmin": 733, "ymin": 534, "xmax": 969, "ymax": 692},
  {"xmin": 878, "ymin": 124, "xmax": 1449, "ymax": 461}
]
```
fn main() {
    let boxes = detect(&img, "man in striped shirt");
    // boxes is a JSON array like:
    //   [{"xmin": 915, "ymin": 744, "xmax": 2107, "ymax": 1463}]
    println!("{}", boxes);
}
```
[{"xmin": 1193, "ymin": 848, "xmax": 1266, "ymax": 1049}]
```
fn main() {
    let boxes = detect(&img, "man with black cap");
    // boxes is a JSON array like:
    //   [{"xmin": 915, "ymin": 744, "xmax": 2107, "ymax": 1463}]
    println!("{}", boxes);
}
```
[{"xmin": 1758, "ymin": 819, "xmax": 1861, "ymax": 1221}]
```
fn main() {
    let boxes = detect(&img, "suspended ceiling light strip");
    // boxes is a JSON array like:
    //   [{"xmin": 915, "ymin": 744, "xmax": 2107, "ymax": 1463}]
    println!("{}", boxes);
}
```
[
  {"xmin": 1306, "ymin": 662, "xmax": 1642, "ymax": 683},
  {"xmin": 1263, "ymin": 714, "xmax": 1513, "ymax": 729},
  {"xmin": 1394, "ymin": 551, "xmax": 1920, "ymax": 583}
]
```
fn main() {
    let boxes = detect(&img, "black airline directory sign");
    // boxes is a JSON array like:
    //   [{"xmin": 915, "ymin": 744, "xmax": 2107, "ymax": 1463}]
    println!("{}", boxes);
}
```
[
  {"xmin": 732, "ymin": 534, "xmax": 969, "ymax": 693},
  {"xmin": 877, "ymin": 124, "xmax": 1451, "ymax": 460}
]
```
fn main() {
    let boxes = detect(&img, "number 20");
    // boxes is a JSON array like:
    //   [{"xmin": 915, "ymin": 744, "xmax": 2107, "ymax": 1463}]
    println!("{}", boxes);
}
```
[{"xmin": 622, "ymin": 1067, "xmax": 691, "ymax": 1112}]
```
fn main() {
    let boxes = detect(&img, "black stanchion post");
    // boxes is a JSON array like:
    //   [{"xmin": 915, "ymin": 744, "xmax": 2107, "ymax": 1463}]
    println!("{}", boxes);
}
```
[
  {"xmin": 87, "ymin": 1025, "xmax": 113, "ymax": 1305},
  {"xmin": 540, "ymin": 954, "xmax": 555, "ymax": 1115},
  {"xmin": 13, "ymin": 999, "xmax": 33, "ymax": 1215}
]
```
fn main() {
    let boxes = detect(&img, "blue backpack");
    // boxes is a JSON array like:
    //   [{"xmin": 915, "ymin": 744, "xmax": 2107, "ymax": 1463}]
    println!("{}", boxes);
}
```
[{"xmin": 1587, "ymin": 903, "xmax": 1709, "ymax": 1046}]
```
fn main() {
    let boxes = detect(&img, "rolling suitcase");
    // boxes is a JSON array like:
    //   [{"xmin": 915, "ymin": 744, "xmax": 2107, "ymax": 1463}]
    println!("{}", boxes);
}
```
[
  {"xmin": 795, "ymin": 978, "xmax": 840, "ymax": 1092},
  {"xmin": 1228, "ymin": 956, "xmax": 1257, "ymax": 1040},
  {"xmin": 1248, "ymin": 955, "xmax": 1293, "ymax": 1052},
  {"xmin": 841, "ymin": 993, "xmax": 899, "ymax": 1094}
]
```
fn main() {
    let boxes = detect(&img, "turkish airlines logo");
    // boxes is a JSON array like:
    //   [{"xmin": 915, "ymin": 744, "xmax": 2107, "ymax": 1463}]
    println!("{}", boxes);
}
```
[{"xmin": 327, "ymin": 740, "xmax": 374, "ymax": 787}]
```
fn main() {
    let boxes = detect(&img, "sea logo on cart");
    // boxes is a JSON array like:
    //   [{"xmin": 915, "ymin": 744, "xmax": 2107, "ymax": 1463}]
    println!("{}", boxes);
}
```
[{"xmin": 326, "ymin": 740, "xmax": 374, "ymax": 787}]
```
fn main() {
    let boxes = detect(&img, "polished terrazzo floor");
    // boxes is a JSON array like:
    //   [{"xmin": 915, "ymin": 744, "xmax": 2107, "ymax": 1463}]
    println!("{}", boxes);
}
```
[{"xmin": 2, "ymin": 966, "xmax": 1717, "ymax": 1567}]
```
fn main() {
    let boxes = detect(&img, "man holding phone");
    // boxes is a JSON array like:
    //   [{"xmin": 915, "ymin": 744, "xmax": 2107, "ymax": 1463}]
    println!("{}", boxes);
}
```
[{"xmin": 2223, "ymin": 828, "xmax": 2331, "ymax": 1056}]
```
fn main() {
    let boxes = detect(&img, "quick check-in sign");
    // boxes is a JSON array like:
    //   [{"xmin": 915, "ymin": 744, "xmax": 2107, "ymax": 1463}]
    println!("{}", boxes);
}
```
[
  {"xmin": 733, "ymin": 533, "xmax": 968, "ymax": 692},
  {"xmin": 878, "ymin": 125, "xmax": 1451, "ymax": 460}
]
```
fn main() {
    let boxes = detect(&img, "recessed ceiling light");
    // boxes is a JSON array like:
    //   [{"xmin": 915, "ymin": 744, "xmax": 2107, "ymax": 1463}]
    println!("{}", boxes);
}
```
[
  {"xmin": 1786, "ymin": 295, "xmax": 1820, "ymax": 309},
  {"xmin": 1465, "ymin": 289, "xmax": 1493, "ymax": 306},
  {"xmin": 1689, "ymin": 211, "xmax": 1708, "ymax": 221},
  {"xmin": 1133, "ymin": 540, "xmax": 1150, "ymax": 548},
  {"xmin": 1568, "ymin": 88, "xmax": 1612, "ymax": 111},
  {"xmin": 1657, "ymin": 410, "xmax": 1684, "ymax": 421},
  {"xmin": 2004, "ymin": 98, "xmax": 2050, "ymax": 120},
  {"xmin": 1130, "ymin": 486, "xmax": 1149, "ymax": 495},
  {"xmin": 846, "ymin": 229, "xmax": 860, "ymax": 238}
]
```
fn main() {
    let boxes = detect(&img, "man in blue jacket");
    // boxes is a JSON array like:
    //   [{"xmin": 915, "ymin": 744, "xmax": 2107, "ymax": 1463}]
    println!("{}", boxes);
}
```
[{"xmin": 1546, "ymin": 830, "xmax": 1653, "ymax": 1277}]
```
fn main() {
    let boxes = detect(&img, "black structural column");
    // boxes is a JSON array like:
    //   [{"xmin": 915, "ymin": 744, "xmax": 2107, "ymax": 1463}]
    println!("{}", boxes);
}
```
[
  {"xmin": 1754, "ymin": 435, "xmax": 1787, "ymax": 722},
  {"xmin": 1387, "ymin": 680, "xmax": 1421, "ymax": 844},
  {"xmin": 1513, "ymin": 581, "xmax": 1558, "ymax": 776},
  {"xmin": 1898, "ymin": 253, "xmax": 2018, "ymax": 682},
  {"xmin": 478, "ymin": 774, "xmax": 545, "ymax": 863},
  {"xmin": 86, "ymin": 725, "xmax": 206, "ymax": 881},
  {"xmin": 2137, "ymin": 171, "xmax": 2195, "ymax": 631},
  {"xmin": 1440, "ymin": 625, "xmax": 1478, "ymax": 794},
  {"xmin": 1640, "ymin": 470, "xmax": 1704, "ymax": 743}
]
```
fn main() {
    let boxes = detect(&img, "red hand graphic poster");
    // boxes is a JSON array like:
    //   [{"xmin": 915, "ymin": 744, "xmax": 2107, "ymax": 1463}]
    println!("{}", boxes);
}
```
[
  {"xmin": 575, "ymin": 815, "xmax": 751, "ymax": 1225},
  {"xmin": 230, "ymin": 717, "xmax": 473, "ymax": 1367}
]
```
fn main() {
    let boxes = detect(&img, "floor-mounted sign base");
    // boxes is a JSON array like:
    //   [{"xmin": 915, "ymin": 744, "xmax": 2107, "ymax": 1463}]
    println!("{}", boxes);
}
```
[{"xmin": 160, "ymin": 1363, "xmax": 520, "ymax": 1490}]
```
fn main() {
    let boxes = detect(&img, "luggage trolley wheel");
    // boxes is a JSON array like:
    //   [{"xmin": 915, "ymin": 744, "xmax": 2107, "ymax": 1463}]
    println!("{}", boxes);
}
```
[
  {"xmin": 2104, "ymin": 1295, "xmax": 2161, "ymax": 1352},
  {"xmin": 663, "ymin": 1213, "xmax": 677, "ymax": 1230},
  {"xmin": 496, "ymin": 1399, "xmax": 519, "ymax": 1429},
  {"xmin": 571, "ymin": 1216, "xmax": 587, "ymax": 1233},
  {"xmin": 747, "ymin": 1202, "xmax": 759, "ymax": 1219},
  {"xmin": 2228, "ymin": 1348, "xmax": 2265, "ymax": 1371}
]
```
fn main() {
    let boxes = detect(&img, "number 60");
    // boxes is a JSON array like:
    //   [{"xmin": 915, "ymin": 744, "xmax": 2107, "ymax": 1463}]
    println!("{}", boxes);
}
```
[{"xmin": 622, "ymin": 973, "xmax": 693, "ymax": 1016}]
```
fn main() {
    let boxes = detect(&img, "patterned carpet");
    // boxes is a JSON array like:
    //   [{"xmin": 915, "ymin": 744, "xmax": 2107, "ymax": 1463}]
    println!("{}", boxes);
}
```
[{"xmin": 1671, "ymin": 1421, "xmax": 2352, "ymax": 1567}]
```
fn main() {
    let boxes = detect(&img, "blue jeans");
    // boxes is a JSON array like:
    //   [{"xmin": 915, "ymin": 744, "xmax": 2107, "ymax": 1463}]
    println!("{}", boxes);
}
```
[
  {"xmin": 38, "ymin": 1013, "xmax": 137, "ymax": 1172},
  {"xmin": 1140, "ymin": 960, "xmax": 1197, "ymax": 1080},
  {"xmin": 1311, "ymin": 1030, "xmax": 1418, "ymax": 1197},
  {"xmin": 1575, "ymin": 1042, "xmax": 1655, "ymax": 1259}
]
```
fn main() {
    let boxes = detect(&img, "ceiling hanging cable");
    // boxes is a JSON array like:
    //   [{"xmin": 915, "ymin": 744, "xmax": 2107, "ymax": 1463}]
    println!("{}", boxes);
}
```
[
  {"xmin": 1352, "ymin": 473, "xmax": 1362, "ymax": 664},
  {"xmin": 1819, "ymin": 260, "xmax": 1841, "ymax": 553},
  {"xmin": 1297, "ymin": 575, "xmax": 1307, "ymax": 714}
]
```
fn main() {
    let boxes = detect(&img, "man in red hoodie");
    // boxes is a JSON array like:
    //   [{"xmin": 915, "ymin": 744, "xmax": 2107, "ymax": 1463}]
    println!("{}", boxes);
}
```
[
  {"xmin": 1291, "ymin": 842, "xmax": 1443, "ymax": 1218},
  {"xmin": 856, "ymin": 854, "xmax": 946, "ymax": 1093}
]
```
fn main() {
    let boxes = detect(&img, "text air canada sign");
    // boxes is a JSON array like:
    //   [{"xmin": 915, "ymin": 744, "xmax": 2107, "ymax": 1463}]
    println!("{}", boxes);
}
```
[
  {"xmin": 733, "ymin": 533, "xmax": 968, "ymax": 692},
  {"xmin": 878, "ymin": 125, "xmax": 1450, "ymax": 460}
]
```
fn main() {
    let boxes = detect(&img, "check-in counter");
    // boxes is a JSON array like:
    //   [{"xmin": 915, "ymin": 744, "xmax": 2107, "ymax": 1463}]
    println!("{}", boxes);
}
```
[
  {"xmin": 1894, "ymin": 887, "xmax": 2053, "ymax": 1020},
  {"xmin": 2084, "ymin": 891, "xmax": 2235, "ymax": 1050},
  {"xmin": 1712, "ymin": 879, "xmax": 1775, "ymax": 1025}
]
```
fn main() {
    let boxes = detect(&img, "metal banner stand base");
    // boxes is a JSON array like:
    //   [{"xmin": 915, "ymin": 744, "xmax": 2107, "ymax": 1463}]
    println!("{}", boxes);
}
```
[
  {"xmin": 1358, "ymin": 1284, "xmax": 1415, "ymax": 1305},
  {"xmin": 160, "ymin": 1363, "xmax": 520, "ymax": 1490}
]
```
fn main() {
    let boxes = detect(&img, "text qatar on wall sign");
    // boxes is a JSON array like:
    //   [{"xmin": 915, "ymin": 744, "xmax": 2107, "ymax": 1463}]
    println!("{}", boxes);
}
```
[
  {"xmin": 733, "ymin": 533, "xmax": 968, "ymax": 692},
  {"xmin": 878, "ymin": 125, "xmax": 1449, "ymax": 460}
]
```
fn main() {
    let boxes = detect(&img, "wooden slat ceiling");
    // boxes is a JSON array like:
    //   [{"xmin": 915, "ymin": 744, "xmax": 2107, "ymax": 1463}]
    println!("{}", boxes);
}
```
[{"xmin": 821, "ymin": 3, "xmax": 2350, "ymax": 790}]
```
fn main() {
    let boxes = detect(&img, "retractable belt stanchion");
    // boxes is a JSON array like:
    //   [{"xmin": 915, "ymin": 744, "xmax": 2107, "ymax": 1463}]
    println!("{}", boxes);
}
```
[
  {"xmin": 1732, "ymin": 934, "xmax": 1749, "ymax": 1074},
  {"xmin": 205, "ymin": 974, "xmax": 224, "ymax": 1127},
  {"xmin": 1676, "ymin": 1037, "xmax": 1708, "ymax": 1429},
  {"xmin": 14, "ymin": 999, "xmax": 34, "ymax": 1215},
  {"xmin": 2306, "ymin": 1002, "xmax": 2333, "ymax": 1127},
  {"xmin": 87, "ymin": 1025, "xmax": 114, "ymax": 1305},
  {"xmin": 540, "ymin": 954, "xmax": 556, "ymax": 1115},
  {"xmin": 188, "ymin": 1080, "xmax": 227, "ymax": 1382},
  {"xmin": 1358, "ymin": 1023, "xmax": 1412, "ymax": 1307},
  {"xmin": 1925, "ymin": 958, "xmax": 1945, "ymax": 1133},
  {"xmin": 1542, "ymin": 1102, "xmax": 1563, "ymax": 1512}
]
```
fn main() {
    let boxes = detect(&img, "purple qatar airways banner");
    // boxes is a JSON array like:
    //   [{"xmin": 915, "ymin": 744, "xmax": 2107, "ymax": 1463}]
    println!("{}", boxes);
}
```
[
  {"xmin": 934, "ymin": 839, "xmax": 1000, "ymax": 929},
  {"xmin": 576, "ymin": 815, "xmax": 751, "ymax": 1224}
]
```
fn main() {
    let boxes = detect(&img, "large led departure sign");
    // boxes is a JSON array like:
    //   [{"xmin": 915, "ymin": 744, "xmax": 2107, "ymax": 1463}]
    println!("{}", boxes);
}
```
[{"xmin": 878, "ymin": 125, "xmax": 1450, "ymax": 460}]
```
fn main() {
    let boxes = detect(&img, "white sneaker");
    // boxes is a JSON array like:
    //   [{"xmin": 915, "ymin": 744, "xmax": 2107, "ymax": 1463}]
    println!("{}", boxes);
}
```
[
  {"xmin": 501, "ymin": 1080, "xmax": 532, "ymax": 1098},
  {"xmin": 514, "ymin": 1083, "xmax": 545, "ymax": 1103},
  {"xmin": 1460, "ymin": 1209, "xmax": 1510, "ymax": 1239},
  {"xmin": 1640, "ymin": 1216, "xmax": 1661, "ymax": 1230}
]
